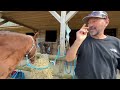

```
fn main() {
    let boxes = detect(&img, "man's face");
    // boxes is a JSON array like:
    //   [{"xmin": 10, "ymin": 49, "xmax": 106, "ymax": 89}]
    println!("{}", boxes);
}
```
[{"xmin": 87, "ymin": 17, "xmax": 109, "ymax": 36}]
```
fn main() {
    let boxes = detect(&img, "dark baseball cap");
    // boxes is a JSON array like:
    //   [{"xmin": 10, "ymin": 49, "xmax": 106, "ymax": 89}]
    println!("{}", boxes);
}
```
[{"xmin": 82, "ymin": 11, "xmax": 108, "ymax": 23}]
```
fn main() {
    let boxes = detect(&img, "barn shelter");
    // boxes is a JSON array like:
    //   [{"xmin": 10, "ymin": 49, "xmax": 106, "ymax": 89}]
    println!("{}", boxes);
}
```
[{"xmin": 0, "ymin": 11, "xmax": 120, "ymax": 56}]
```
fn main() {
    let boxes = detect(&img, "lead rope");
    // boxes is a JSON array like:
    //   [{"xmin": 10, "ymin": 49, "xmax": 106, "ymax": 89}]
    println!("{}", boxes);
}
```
[
  {"xmin": 26, "ymin": 36, "xmax": 53, "ymax": 70},
  {"xmin": 25, "ymin": 36, "xmax": 61, "ymax": 70},
  {"xmin": 64, "ymin": 24, "xmax": 77, "ymax": 79},
  {"xmin": 26, "ymin": 54, "xmax": 53, "ymax": 70},
  {"xmin": 25, "ymin": 45, "xmax": 65, "ymax": 70}
]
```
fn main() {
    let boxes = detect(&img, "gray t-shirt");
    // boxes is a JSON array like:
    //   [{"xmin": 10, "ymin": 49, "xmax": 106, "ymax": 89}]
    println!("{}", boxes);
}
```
[{"xmin": 75, "ymin": 35, "xmax": 120, "ymax": 79}]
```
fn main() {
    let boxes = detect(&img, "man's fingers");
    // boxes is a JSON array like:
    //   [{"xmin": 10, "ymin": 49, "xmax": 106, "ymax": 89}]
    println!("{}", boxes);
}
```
[
  {"xmin": 81, "ymin": 24, "xmax": 86, "ymax": 28},
  {"xmin": 81, "ymin": 24, "xmax": 89, "ymax": 30},
  {"xmin": 79, "ymin": 30, "xmax": 88, "ymax": 35},
  {"xmin": 84, "ymin": 27, "xmax": 89, "ymax": 29},
  {"xmin": 77, "ymin": 24, "xmax": 89, "ymax": 35},
  {"xmin": 79, "ymin": 27, "xmax": 89, "ymax": 32}
]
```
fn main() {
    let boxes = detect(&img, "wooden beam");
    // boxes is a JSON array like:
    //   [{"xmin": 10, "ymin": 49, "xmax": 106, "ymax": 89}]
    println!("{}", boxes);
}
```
[
  {"xmin": 65, "ymin": 11, "xmax": 78, "ymax": 23},
  {"xmin": 60, "ymin": 11, "xmax": 66, "ymax": 56},
  {"xmin": 49, "ymin": 11, "xmax": 61, "ymax": 23},
  {"xmin": 1, "ymin": 16, "xmax": 38, "ymax": 31}
]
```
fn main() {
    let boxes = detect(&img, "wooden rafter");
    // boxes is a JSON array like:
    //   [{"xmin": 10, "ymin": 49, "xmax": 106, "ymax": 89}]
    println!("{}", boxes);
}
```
[
  {"xmin": 1, "ymin": 16, "xmax": 38, "ymax": 31},
  {"xmin": 49, "ymin": 11, "xmax": 61, "ymax": 23},
  {"xmin": 65, "ymin": 11, "xmax": 78, "ymax": 23}
]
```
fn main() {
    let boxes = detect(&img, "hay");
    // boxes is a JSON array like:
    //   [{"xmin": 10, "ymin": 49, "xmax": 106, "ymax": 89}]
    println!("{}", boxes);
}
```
[
  {"xmin": 16, "ymin": 66, "xmax": 31, "ymax": 72},
  {"xmin": 62, "ymin": 74, "xmax": 72, "ymax": 79},
  {"xmin": 30, "ymin": 54, "xmax": 53, "ymax": 79}
]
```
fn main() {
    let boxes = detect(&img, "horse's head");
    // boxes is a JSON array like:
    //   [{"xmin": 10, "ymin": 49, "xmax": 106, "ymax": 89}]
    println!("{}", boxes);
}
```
[
  {"xmin": 0, "ymin": 31, "xmax": 37, "ymax": 79},
  {"xmin": 27, "ymin": 31, "xmax": 40, "ymax": 63},
  {"xmin": 26, "ymin": 35, "xmax": 37, "ymax": 64}
]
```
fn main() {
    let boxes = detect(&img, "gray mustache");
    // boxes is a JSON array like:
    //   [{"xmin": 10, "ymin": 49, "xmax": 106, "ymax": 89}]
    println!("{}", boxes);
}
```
[{"xmin": 88, "ymin": 26, "xmax": 96, "ymax": 30}]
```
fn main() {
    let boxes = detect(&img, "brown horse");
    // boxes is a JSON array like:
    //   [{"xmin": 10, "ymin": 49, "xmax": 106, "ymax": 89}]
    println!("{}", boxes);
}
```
[{"xmin": 0, "ymin": 31, "xmax": 36, "ymax": 79}]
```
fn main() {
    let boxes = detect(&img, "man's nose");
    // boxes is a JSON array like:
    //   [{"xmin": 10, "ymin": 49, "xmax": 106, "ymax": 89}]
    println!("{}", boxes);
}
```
[{"xmin": 88, "ymin": 23, "xmax": 93, "ymax": 27}]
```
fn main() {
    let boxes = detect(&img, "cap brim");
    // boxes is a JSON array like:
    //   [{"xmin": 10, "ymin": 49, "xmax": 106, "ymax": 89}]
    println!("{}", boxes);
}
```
[{"xmin": 82, "ymin": 16, "xmax": 105, "ymax": 23}]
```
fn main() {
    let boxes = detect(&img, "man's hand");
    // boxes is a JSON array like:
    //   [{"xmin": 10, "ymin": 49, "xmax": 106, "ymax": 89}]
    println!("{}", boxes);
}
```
[{"xmin": 76, "ymin": 24, "xmax": 89, "ymax": 42}]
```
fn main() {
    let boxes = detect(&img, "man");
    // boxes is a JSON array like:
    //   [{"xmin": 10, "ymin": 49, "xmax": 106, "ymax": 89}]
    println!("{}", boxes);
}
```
[{"xmin": 65, "ymin": 11, "xmax": 120, "ymax": 79}]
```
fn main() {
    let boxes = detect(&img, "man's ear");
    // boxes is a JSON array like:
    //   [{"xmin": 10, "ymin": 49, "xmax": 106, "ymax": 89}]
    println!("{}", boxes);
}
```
[{"xmin": 105, "ymin": 17, "xmax": 109, "ymax": 26}]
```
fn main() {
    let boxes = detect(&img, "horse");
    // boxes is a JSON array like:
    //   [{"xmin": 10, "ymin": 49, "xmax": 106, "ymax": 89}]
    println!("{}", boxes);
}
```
[{"xmin": 0, "ymin": 31, "xmax": 36, "ymax": 79}]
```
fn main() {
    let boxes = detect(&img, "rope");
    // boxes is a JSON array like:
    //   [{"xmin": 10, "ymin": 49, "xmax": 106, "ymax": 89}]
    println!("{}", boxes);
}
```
[
  {"xmin": 64, "ymin": 24, "xmax": 77, "ymax": 79},
  {"xmin": 64, "ymin": 61, "xmax": 73, "ymax": 74},
  {"xmin": 50, "ymin": 45, "xmax": 66, "ymax": 65},
  {"xmin": 25, "ymin": 24, "xmax": 77, "ymax": 79},
  {"xmin": 25, "ymin": 35, "xmax": 55, "ymax": 70},
  {"xmin": 72, "ymin": 58, "xmax": 77, "ymax": 79},
  {"xmin": 26, "ymin": 54, "xmax": 53, "ymax": 70},
  {"xmin": 25, "ymin": 45, "xmax": 65, "ymax": 70},
  {"xmin": 64, "ymin": 24, "xmax": 73, "ymax": 74}
]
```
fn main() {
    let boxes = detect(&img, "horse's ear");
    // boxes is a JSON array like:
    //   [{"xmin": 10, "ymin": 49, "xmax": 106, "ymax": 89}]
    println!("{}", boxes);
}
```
[{"xmin": 33, "ymin": 31, "xmax": 40, "ymax": 41}]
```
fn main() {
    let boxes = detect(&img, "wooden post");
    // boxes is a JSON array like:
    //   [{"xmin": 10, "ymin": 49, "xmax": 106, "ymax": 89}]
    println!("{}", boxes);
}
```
[
  {"xmin": 59, "ymin": 11, "xmax": 66, "ymax": 75},
  {"xmin": 59, "ymin": 11, "xmax": 78, "ymax": 56},
  {"xmin": 49, "ymin": 11, "xmax": 78, "ymax": 77},
  {"xmin": 60, "ymin": 11, "xmax": 66, "ymax": 56}
]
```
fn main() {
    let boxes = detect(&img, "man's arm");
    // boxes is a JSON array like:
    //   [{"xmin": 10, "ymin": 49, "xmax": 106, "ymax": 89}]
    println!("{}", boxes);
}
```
[
  {"xmin": 65, "ymin": 39, "xmax": 83, "ymax": 62},
  {"xmin": 65, "ymin": 24, "xmax": 89, "ymax": 62}
]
